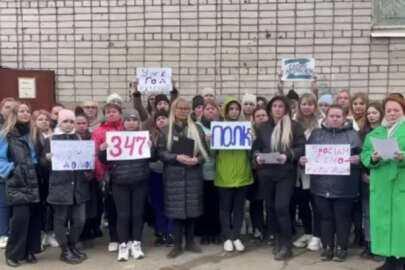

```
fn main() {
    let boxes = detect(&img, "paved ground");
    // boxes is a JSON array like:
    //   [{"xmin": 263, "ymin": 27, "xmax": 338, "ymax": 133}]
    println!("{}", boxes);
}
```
[{"xmin": 0, "ymin": 227, "xmax": 381, "ymax": 270}]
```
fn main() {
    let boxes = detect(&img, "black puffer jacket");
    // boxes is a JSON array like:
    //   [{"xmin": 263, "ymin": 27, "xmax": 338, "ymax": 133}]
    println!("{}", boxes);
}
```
[
  {"xmin": 5, "ymin": 124, "xmax": 40, "ymax": 205},
  {"xmin": 40, "ymin": 133, "xmax": 90, "ymax": 205},
  {"xmin": 308, "ymin": 123, "xmax": 362, "ymax": 198},
  {"xmin": 252, "ymin": 120, "xmax": 306, "ymax": 182},
  {"xmin": 99, "ymin": 145, "xmax": 155, "ymax": 186},
  {"xmin": 157, "ymin": 124, "xmax": 206, "ymax": 220}
]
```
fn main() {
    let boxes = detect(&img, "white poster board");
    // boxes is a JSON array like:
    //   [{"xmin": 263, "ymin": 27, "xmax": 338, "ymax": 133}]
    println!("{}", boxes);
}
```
[
  {"xmin": 210, "ymin": 121, "xmax": 252, "ymax": 150},
  {"xmin": 18, "ymin": 77, "xmax": 36, "ymax": 99},
  {"xmin": 305, "ymin": 144, "xmax": 351, "ymax": 175},
  {"xmin": 106, "ymin": 131, "xmax": 151, "ymax": 160},
  {"xmin": 51, "ymin": 140, "xmax": 95, "ymax": 171},
  {"xmin": 136, "ymin": 68, "xmax": 172, "ymax": 93},
  {"xmin": 371, "ymin": 138, "xmax": 400, "ymax": 159},
  {"xmin": 282, "ymin": 58, "xmax": 315, "ymax": 81}
]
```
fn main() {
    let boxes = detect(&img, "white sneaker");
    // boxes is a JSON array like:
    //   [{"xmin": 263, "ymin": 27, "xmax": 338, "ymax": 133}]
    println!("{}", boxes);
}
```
[
  {"xmin": 130, "ymin": 241, "xmax": 144, "ymax": 259},
  {"xmin": 108, "ymin": 242, "xmax": 119, "ymax": 252},
  {"xmin": 293, "ymin": 234, "xmax": 312, "ymax": 248},
  {"xmin": 223, "ymin": 239, "xmax": 234, "ymax": 252},
  {"xmin": 0, "ymin": 236, "xmax": 8, "ymax": 249},
  {"xmin": 117, "ymin": 243, "xmax": 129, "ymax": 261},
  {"xmin": 47, "ymin": 233, "xmax": 59, "ymax": 248},
  {"xmin": 233, "ymin": 239, "xmax": 245, "ymax": 252},
  {"xmin": 307, "ymin": 236, "xmax": 321, "ymax": 251}
]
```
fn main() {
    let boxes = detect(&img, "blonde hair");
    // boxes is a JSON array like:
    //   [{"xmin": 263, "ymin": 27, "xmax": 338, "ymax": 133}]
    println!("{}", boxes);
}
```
[
  {"xmin": 167, "ymin": 98, "xmax": 208, "ymax": 160},
  {"xmin": 296, "ymin": 93, "xmax": 319, "ymax": 131},
  {"xmin": 1, "ymin": 102, "xmax": 38, "ymax": 144}
]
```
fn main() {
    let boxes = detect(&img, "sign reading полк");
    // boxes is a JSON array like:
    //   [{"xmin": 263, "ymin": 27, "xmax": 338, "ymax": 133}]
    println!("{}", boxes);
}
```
[
  {"xmin": 51, "ymin": 140, "xmax": 95, "ymax": 171},
  {"xmin": 282, "ymin": 58, "xmax": 315, "ymax": 81},
  {"xmin": 136, "ymin": 68, "xmax": 172, "ymax": 93},
  {"xmin": 106, "ymin": 131, "xmax": 151, "ymax": 160},
  {"xmin": 305, "ymin": 144, "xmax": 351, "ymax": 175},
  {"xmin": 210, "ymin": 121, "xmax": 252, "ymax": 150}
]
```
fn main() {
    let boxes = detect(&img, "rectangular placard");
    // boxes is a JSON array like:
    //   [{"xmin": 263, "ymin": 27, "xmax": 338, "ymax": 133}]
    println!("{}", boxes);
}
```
[
  {"xmin": 136, "ymin": 67, "xmax": 172, "ymax": 93},
  {"xmin": 305, "ymin": 144, "xmax": 351, "ymax": 175},
  {"xmin": 106, "ymin": 131, "xmax": 151, "ymax": 160},
  {"xmin": 51, "ymin": 140, "xmax": 95, "ymax": 171},
  {"xmin": 210, "ymin": 121, "xmax": 252, "ymax": 150},
  {"xmin": 282, "ymin": 58, "xmax": 315, "ymax": 81}
]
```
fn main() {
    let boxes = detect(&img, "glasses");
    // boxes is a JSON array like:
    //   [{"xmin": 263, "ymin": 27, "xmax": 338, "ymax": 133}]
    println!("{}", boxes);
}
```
[
  {"xmin": 176, "ymin": 107, "xmax": 190, "ymax": 111},
  {"xmin": 62, "ymin": 120, "xmax": 75, "ymax": 123},
  {"xmin": 84, "ymin": 106, "xmax": 97, "ymax": 109}
]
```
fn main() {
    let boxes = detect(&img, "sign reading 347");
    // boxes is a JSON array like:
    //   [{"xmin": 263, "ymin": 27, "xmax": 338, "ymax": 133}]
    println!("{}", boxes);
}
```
[{"xmin": 106, "ymin": 131, "xmax": 151, "ymax": 160}]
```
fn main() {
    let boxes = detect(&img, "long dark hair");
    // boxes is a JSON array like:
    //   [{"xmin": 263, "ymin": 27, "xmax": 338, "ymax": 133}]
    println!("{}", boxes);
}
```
[{"xmin": 359, "ymin": 102, "xmax": 383, "ymax": 140}]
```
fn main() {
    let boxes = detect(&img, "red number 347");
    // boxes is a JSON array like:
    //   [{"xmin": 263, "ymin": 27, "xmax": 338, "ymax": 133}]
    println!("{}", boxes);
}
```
[{"xmin": 109, "ymin": 135, "xmax": 146, "ymax": 158}]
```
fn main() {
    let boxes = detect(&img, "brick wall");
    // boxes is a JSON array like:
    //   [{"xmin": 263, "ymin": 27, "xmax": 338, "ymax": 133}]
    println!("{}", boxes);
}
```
[{"xmin": 0, "ymin": 0, "xmax": 404, "ymax": 104}]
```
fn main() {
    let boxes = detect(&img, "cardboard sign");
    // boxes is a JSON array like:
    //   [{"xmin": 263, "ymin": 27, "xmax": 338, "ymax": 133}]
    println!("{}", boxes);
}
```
[
  {"xmin": 282, "ymin": 58, "xmax": 315, "ymax": 81},
  {"xmin": 51, "ymin": 140, "xmax": 95, "ymax": 171},
  {"xmin": 136, "ymin": 68, "xmax": 172, "ymax": 92},
  {"xmin": 106, "ymin": 131, "xmax": 150, "ymax": 160},
  {"xmin": 305, "ymin": 144, "xmax": 350, "ymax": 175},
  {"xmin": 210, "ymin": 121, "xmax": 252, "ymax": 150}
]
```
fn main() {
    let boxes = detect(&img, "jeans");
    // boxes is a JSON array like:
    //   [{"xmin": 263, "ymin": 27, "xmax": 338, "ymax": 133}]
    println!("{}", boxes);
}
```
[
  {"xmin": 150, "ymin": 171, "xmax": 173, "ymax": 235},
  {"xmin": 53, "ymin": 203, "xmax": 86, "ymax": 247},
  {"xmin": 218, "ymin": 186, "xmax": 247, "ymax": 241},
  {"xmin": 362, "ymin": 198, "xmax": 370, "ymax": 242},
  {"xmin": 313, "ymin": 195, "xmax": 354, "ymax": 250},
  {"xmin": 112, "ymin": 181, "xmax": 148, "ymax": 243},
  {"xmin": 0, "ymin": 183, "xmax": 10, "ymax": 236}
]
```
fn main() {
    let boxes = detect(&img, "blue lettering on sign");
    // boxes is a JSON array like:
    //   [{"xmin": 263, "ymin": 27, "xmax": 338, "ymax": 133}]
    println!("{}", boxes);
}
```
[{"xmin": 212, "ymin": 124, "xmax": 251, "ymax": 148}]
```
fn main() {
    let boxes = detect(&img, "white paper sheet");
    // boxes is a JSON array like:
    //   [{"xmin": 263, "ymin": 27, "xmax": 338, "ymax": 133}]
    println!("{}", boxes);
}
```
[
  {"xmin": 257, "ymin": 152, "xmax": 281, "ymax": 164},
  {"xmin": 371, "ymin": 137, "xmax": 400, "ymax": 159}
]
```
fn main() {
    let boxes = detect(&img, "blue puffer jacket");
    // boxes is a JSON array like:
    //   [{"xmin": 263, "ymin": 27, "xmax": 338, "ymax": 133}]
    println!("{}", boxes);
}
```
[{"xmin": 308, "ymin": 123, "xmax": 362, "ymax": 198}]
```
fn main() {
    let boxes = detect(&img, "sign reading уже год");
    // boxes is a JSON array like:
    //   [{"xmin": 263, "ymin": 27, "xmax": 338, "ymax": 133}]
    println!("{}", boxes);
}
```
[
  {"xmin": 210, "ymin": 121, "xmax": 252, "ymax": 150},
  {"xmin": 282, "ymin": 58, "xmax": 315, "ymax": 81},
  {"xmin": 136, "ymin": 68, "xmax": 172, "ymax": 93},
  {"xmin": 305, "ymin": 144, "xmax": 351, "ymax": 175}
]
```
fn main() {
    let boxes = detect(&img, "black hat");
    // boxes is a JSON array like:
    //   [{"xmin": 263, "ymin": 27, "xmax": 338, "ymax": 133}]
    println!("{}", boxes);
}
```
[
  {"xmin": 286, "ymin": 89, "xmax": 299, "ymax": 101},
  {"xmin": 154, "ymin": 94, "xmax": 170, "ymax": 108},
  {"xmin": 267, "ymin": 95, "xmax": 292, "ymax": 117},
  {"xmin": 192, "ymin": 95, "xmax": 204, "ymax": 110},
  {"xmin": 154, "ymin": 109, "xmax": 169, "ymax": 121}
]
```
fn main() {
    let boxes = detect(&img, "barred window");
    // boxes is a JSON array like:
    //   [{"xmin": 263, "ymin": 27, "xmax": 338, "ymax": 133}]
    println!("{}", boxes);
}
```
[{"xmin": 372, "ymin": 0, "xmax": 405, "ymax": 37}]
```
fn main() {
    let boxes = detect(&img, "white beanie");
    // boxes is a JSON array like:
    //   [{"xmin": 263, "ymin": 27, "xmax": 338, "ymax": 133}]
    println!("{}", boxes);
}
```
[
  {"xmin": 57, "ymin": 109, "xmax": 75, "ymax": 126},
  {"xmin": 201, "ymin": 87, "xmax": 215, "ymax": 97},
  {"xmin": 106, "ymin": 92, "xmax": 122, "ymax": 104},
  {"xmin": 242, "ymin": 93, "xmax": 257, "ymax": 105}
]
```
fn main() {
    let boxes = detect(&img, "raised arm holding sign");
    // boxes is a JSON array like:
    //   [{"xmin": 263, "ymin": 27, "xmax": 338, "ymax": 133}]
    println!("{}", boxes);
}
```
[{"xmin": 136, "ymin": 68, "xmax": 172, "ymax": 93}]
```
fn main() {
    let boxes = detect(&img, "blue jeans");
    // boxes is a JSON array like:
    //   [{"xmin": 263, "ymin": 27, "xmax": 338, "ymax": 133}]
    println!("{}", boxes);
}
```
[
  {"xmin": 150, "ymin": 171, "xmax": 173, "ymax": 235},
  {"xmin": 0, "ymin": 183, "xmax": 10, "ymax": 236}
]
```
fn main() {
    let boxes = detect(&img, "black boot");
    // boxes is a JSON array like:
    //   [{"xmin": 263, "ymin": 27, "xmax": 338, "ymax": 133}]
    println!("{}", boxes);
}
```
[
  {"xmin": 167, "ymin": 246, "xmax": 183, "ymax": 259},
  {"xmin": 25, "ymin": 253, "xmax": 37, "ymax": 264},
  {"xmin": 360, "ymin": 242, "xmax": 373, "ymax": 259},
  {"xmin": 69, "ymin": 244, "xmax": 88, "ymax": 261},
  {"xmin": 376, "ymin": 257, "xmax": 396, "ymax": 270},
  {"xmin": 274, "ymin": 245, "xmax": 293, "ymax": 261},
  {"xmin": 60, "ymin": 245, "xmax": 82, "ymax": 264},
  {"xmin": 321, "ymin": 246, "xmax": 334, "ymax": 261},
  {"xmin": 333, "ymin": 246, "xmax": 348, "ymax": 262}
]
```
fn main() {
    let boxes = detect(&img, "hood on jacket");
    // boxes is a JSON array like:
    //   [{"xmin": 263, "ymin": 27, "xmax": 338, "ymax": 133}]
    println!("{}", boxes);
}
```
[{"xmin": 223, "ymin": 97, "xmax": 241, "ymax": 120}]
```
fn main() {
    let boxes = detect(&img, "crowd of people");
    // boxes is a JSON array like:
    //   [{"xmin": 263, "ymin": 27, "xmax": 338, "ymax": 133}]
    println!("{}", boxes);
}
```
[{"xmin": 0, "ymin": 78, "xmax": 404, "ymax": 270}]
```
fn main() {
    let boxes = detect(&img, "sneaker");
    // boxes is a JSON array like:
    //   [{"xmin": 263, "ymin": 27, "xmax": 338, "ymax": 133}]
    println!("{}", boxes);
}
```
[
  {"xmin": 108, "ymin": 242, "xmax": 119, "ymax": 252},
  {"xmin": 0, "ymin": 236, "xmax": 8, "ymax": 249},
  {"xmin": 223, "ymin": 240, "xmax": 234, "ymax": 252},
  {"xmin": 130, "ymin": 241, "xmax": 145, "ymax": 260},
  {"xmin": 307, "ymin": 236, "xmax": 321, "ymax": 251},
  {"xmin": 117, "ymin": 243, "xmax": 129, "ymax": 262},
  {"xmin": 47, "ymin": 233, "xmax": 60, "ymax": 248},
  {"xmin": 293, "ymin": 234, "xmax": 312, "ymax": 248},
  {"xmin": 233, "ymin": 239, "xmax": 245, "ymax": 252}
]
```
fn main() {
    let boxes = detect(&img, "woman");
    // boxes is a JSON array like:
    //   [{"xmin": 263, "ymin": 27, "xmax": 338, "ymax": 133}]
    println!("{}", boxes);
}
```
[
  {"xmin": 215, "ymin": 97, "xmax": 254, "ymax": 253},
  {"xmin": 92, "ymin": 103, "xmax": 123, "ymax": 252},
  {"xmin": 336, "ymin": 89, "xmax": 352, "ymax": 115},
  {"xmin": 99, "ymin": 109, "xmax": 152, "ymax": 262},
  {"xmin": 81, "ymin": 101, "xmax": 100, "ymax": 132},
  {"xmin": 361, "ymin": 95, "xmax": 405, "ymax": 270},
  {"xmin": 248, "ymin": 106, "xmax": 269, "ymax": 240},
  {"xmin": 351, "ymin": 93, "xmax": 369, "ymax": 131},
  {"xmin": 241, "ymin": 93, "xmax": 257, "ymax": 121},
  {"xmin": 0, "ymin": 102, "xmax": 42, "ymax": 266},
  {"xmin": 292, "ymin": 93, "xmax": 322, "ymax": 252},
  {"xmin": 41, "ymin": 109, "xmax": 90, "ymax": 264},
  {"xmin": 157, "ymin": 97, "xmax": 208, "ymax": 259},
  {"xmin": 300, "ymin": 104, "xmax": 362, "ymax": 262},
  {"xmin": 0, "ymin": 97, "xmax": 16, "ymax": 249},
  {"xmin": 358, "ymin": 103, "xmax": 383, "ymax": 260},
  {"xmin": 195, "ymin": 101, "xmax": 222, "ymax": 245},
  {"xmin": 253, "ymin": 96, "xmax": 305, "ymax": 260},
  {"xmin": 317, "ymin": 94, "xmax": 333, "ymax": 121}
]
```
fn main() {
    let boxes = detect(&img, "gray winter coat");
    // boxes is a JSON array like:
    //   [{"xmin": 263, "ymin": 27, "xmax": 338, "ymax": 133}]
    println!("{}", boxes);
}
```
[
  {"xmin": 308, "ymin": 123, "xmax": 362, "ymax": 198},
  {"xmin": 157, "ymin": 124, "xmax": 206, "ymax": 220}
]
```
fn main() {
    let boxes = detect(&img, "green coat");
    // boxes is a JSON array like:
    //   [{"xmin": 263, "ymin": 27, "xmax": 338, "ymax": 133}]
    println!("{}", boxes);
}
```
[
  {"xmin": 215, "ymin": 97, "xmax": 254, "ymax": 188},
  {"xmin": 361, "ymin": 119, "xmax": 405, "ymax": 257}
]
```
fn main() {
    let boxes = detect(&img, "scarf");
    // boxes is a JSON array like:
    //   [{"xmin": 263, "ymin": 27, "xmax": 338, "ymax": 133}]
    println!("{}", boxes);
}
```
[{"xmin": 382, "ymin": 116, "xmax": 405, "ymax": 138}]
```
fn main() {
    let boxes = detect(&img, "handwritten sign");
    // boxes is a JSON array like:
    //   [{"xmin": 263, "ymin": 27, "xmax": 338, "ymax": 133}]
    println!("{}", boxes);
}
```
[
  {"xmin": 136, "ymin": 68, "xmax": 172, "ymax": 92},
  {"xmin": 51, "ymin": 140, "xmax": 95, "ymax": 171},
  {"xmin": 106, "ymin": 131, "xmax": 151, "ymax": 160},
  {"xmin": 282, "ymin": 58, "xmax": 315, "ymax": 81},
  {"xmin": 210, "ymin": 121, "xmax": 252, "ymax": 150},
  {"xmin": 305, "ymin": 144, "xmax": 350, "ymax": 175}
]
